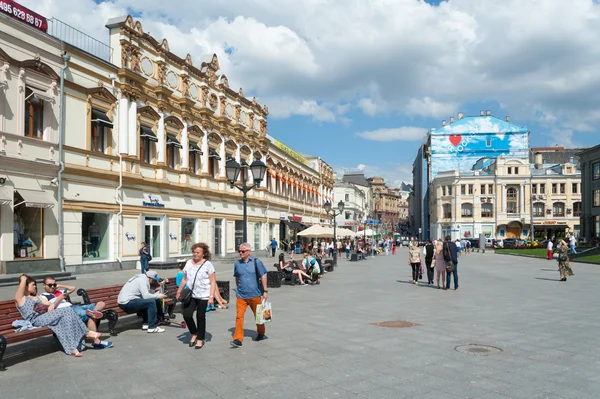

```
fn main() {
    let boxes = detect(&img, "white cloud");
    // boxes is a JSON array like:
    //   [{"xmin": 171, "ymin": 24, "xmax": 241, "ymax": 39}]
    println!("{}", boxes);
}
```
[
  {"xmin": 22, "ymin": 0, "xmax": 600, "ymax": 137},
  {"xmin": 356, "ymin": 127, "xmax": 427, "ymax": 142}
]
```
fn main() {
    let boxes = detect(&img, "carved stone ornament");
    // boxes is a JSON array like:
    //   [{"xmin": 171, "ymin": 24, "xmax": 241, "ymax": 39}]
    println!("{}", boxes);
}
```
[
  {"xmin": 238, "ymin": 87, "xmax": 244, "ymax": 97},
  {"xmin": 121, "ymin": 44, "xmax": 129, "ymax": 68},
  {"xmin": 208, "ymin": 93, "xmax": 218, "ymax": 109},
  {"xmin": 233, "ymin": 105, "xmax": 241, "ymax": 123},
  {"xmin": 252, "ymin": 97, "xmax": 257, "ymax": 106},
  {"xmin": 208, "ymin": 70, "xmax": 217, "ymax": 86},
  {"xmin": 130, "ymin": 48, "xmax": 141, "ymax": 72},
  {"xmin": 263, "ymin": 105, "xmax": 269, "ymax": 115},
  {"xmin": 259, "ymin": 119, "xmax": 267, "ymax": 136},
  {"xmin": 157, "ymin": 62, "xmax": 166, "ymax": 86},
  {"xmin": 181, "ymin": 76, "xmax": 190, "ymax": 98},
  {"xmin": 200, "ymin": 86, "xmax": 209, "ymax": 108},
  {"xmin": 219, "ymin": 96, "xmax": 227, "ymax": 116},
  {"xmin": 248, "ymin": 112, "xmax": 255, "ymax": 129}
]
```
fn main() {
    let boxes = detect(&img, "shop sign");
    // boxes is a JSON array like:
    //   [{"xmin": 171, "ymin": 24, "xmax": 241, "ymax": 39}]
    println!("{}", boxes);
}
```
[
  {"xmin": 272, "ymin": 138, "xmax": 308, "ymax": 165},
  {"xmin": 143, "ymin": 194, "xmax": 165, "ymax": 208},
  {"xmin": 291, "ymin": 215, "xmax": 302, "ymax": 222},
  {"xmin": 344, "ymin": 221, "xmax": 358, "ymax": 226},
  {"xmin": 543, "ymin": 221, "xmax": 557, "ymax": 225},
  {"xmin": 0, "ymin": 1, "xmax": 48, "ymax": 32}
]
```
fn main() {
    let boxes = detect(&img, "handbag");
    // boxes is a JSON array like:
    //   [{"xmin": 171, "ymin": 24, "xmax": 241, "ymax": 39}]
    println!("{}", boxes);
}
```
[
  {"xmin": 178, "ymin": 261, "xmax": 204, "ymax": 305},
  {"xmin": 443, "ymin": 243, "xmax": 454, "ymax": 273}
]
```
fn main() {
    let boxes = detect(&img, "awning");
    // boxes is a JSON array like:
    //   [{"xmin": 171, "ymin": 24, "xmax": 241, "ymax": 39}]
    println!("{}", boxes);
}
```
[
  {"xmin": 189, "ymin": 142, "xmax": 203, "ymax": 154},
  {"xmin": 140, "ymin": 125, "xmax": 158, "ymax": 142},
  {"xmin": 534, "ymin": 224, "xmax": 569, "ymax": 228},
  {"xmin": 0, "ymin": 186, "xmax": 11, "ymax": 206},
  {"xmin": 91, "ymin": 108, "xmax": 113, "ymax": 128},
  {"xmin": 166, "ymin": 134, "xmax": 182, "ymax": 148},
  {"xmin": 25, "ymin": 86, "xmax": 54, "ymax": 104},
  {"xmin": 208, "ymin": 148, "xmax": 221, "ymax": 160},
  {"xmin": 283, "ymin": 219, "xmax": 306, "ymax": 231},
  {"xmin": 15, "ymin": 189, "xmax": 55, "ymax": 209}
]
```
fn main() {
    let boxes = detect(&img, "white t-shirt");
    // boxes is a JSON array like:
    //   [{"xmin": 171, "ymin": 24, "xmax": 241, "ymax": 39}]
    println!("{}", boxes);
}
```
[
  {"xmin": 547, "ymin": 241, "xmax": 553, "ymax": 250},
  {"xmin": 183, "ymin": 260, "xmax": 215, "ymax": 299},
  {"xmin": 569, "ymin": 236, "xmax": 576, "ymax": 246}
]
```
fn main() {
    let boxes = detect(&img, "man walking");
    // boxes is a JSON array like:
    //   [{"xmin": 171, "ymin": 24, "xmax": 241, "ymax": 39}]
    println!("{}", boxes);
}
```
[
  {"xmin": 443, "ymin": 236, "xmax": 459, "ymax": 291},
  {"xmin": 231, "ymin": 243, "xmax": 268, "ymax": 347},
  {"xmin": 270, "ymin": 238, "xmax": 278, "ymax": 257},
  {"xmin": 569, "ymin": 234, "xmax": 577, "ymax": 254}
]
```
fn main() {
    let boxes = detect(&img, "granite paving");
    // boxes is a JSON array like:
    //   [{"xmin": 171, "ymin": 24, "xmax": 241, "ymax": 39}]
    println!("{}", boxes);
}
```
[{"xmin": 1, "ymin": 249, "xmax": 598, "ymax": 398}]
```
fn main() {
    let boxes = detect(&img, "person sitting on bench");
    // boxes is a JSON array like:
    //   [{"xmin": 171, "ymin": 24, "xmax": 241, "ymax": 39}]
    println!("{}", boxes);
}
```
[
  {"xmin": 39, "ymin": 276, "xmax": 112, "ymax": 349},
  {"xmin": 278, "ymin": 253, "xmax": 310, "ymax": 286},
  {"xmin": 117, "ymin": 270, "xmax": 168, "ymax": 333}
]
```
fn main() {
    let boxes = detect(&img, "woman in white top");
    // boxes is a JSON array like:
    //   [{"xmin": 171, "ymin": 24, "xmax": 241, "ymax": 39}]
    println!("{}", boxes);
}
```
[{"xmin": 176, "ymin": 242, "xmax": 216, "ymax": 349}]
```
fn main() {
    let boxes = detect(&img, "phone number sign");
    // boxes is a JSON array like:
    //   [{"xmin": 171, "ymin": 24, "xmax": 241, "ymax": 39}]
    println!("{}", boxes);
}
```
[{"xmin": 0, "ymin": 0, "xmax": 48, "ymax": 32}]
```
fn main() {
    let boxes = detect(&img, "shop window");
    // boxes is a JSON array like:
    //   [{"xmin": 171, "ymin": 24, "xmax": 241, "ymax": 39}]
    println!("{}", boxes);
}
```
[
  {"xmin": 507, "ymin": 187, "xmax": 518, "ymax": 214},
  {"xmin": 594, "ymin": 189, "xmax": 600, "ymax": 207},
  {"xmin": 593, "ymin": 162, "xmax": 600, "ymax": 180},
  {"xmin": 573, "ymin": 202, "xmax": 581, "ymax": 217},
  {"xmin": 181, "ymin": 218, "xmax": 196, "ymax": 255},
  {"xmin": 442, "ymin": 203, "xmax": 452, "ymax": 219},
  {"xmin": 533, "ymin": 203, "xmax": 545, "ymax": 217},
  {"xmin": 553, "ymin": 202, "xmax": 565, "ymax": 217},
  {"xmin": 253, "ymin": 222, "xmax": 262, "ymax": 254},
  {"xmin": 24, "ymin": 87, "xmax": 45, "ymax": 139},
  {"xmin": 481, "ymin": 203, "xmax": 493, "ymax": 218},
  {"xmin": 90, "ymin": 108, "xmax": 112, "ymax": 153},
  {"xmin": 82, "ymin": 213, "xmax": 110, "ymax": 261},
  {"xmin": 13, "ymin": 199, "xmax": 44, "ymax": 259},
  {"xmin": 234, "ymin": 220, "xmax": 243, "ymax": 249},
  {"xmin": 461, "ymin": 203, "xmax": 473, "ymax": 217}
]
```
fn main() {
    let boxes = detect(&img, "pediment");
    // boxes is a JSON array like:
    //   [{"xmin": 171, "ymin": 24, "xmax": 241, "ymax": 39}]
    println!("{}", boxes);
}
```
[
  {"xmin": 87, "ymin": 86, "xmax": 117, "ymax": 103},
  {"xmin": 137, "ymin": 105, "xmax": 161, "ymax": 120}
]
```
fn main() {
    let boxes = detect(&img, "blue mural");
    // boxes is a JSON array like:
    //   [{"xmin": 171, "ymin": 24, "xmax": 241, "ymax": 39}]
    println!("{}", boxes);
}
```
[{"xmin": 428, "ymin": 116, "xmax": 529, "ymax": 179}]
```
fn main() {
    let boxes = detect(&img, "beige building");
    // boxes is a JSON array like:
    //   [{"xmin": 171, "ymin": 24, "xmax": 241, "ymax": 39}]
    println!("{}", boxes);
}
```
[
  {"xmin": 0, "ymin": 13, "xmax": 333, "ymax": 273},
  {"xmin": 429, "ymin": 152, "xmax": 581, "ymax": 241},
  {"xmin": 368, "ymin": 177, "xmax": 400, "ymax": 234}
]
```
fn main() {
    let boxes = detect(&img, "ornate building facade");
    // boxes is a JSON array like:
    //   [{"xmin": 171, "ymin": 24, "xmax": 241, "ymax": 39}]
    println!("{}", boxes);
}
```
[{"xmin": 0, "ymin": 13, "xmax": 334, "ymax": 273}]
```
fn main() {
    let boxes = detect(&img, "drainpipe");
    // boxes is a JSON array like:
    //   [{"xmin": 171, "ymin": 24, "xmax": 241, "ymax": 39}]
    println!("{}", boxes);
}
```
[
  {"xmin": 110, "ymin": 74, "xmax": 123, "ymax": 266},
  {"xmin": 57, "ymin": 52, "xmax": 70, "ymax": 272}
]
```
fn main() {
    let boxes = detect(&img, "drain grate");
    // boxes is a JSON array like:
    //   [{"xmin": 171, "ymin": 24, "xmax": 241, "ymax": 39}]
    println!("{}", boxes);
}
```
[
  {"xmin": 455, "ymin": 344, "xmax": 502, "ymax": 356},
  {"xmin": 371, "ymin": 320, "xmax": 420, "ymax": 329}
]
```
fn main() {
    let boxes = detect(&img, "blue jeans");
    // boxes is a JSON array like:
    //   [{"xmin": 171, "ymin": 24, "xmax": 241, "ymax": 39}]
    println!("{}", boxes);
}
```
[
  {"xmin": 140, "ymin": 257, "xmax": 149, "ymax": 273},
  {"xmin": 446, "ymin": 262, "xmax": 458, "ymax": 289},
  {"xmin": 346, "ymin": 249, "xmax": 350, "ymax": 259},
  {"xmin": 71, "ymin": 303, "xmax": 97, "ymax": 322},
  {"xmin": 119, "ymin": 298, "xmax": 160, "ymax": 328},
  {"xmin": 570, "ymin": 244, "xmax": 577, "ymax": 254}
]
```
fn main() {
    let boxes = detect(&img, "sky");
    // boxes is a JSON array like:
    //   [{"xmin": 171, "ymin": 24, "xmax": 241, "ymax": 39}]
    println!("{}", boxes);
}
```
[{"xmin": 20, "ymin": 0, "xmax": 600, "ymax": 187}]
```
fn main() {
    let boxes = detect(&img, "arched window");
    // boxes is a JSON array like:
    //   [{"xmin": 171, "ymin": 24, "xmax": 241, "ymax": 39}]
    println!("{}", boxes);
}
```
[
  {"xmin": 507, "ymin": 187, "xmax": 518, "ymax": 214},
  {"xmin": 442, "ymin": 203, "xmax": 452, "ymax": 219},
  {"xmin": 481, "ymin": 203, "xmax": 493, "ymax": 218},
  {"xmin": 533, "ymin": 202, "xmax": 545, "ymax": 217},
  {"xmin": 461, "ymin": 203, "xmax": 473, "ymax": 217},
  {"xmin": 553, "ymin": 202, "xmax": 565, "ymax": 217}
]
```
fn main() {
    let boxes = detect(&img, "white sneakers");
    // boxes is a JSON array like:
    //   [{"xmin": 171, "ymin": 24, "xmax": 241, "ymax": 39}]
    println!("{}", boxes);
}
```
[{"xmin": 142, "ymin": 324, "xmax": 165, "ymax": 333}]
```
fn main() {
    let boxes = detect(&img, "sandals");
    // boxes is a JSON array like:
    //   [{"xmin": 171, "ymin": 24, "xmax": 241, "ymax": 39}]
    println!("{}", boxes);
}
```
[
  {"xmin": 86, "ymin": 310, "xmax": 104, "ymax": 320},
  {"xmin": 71, "ymin": 350, "xmax": 83, "ymax": 357},
  {"xmin": 86, "ymin": 331, "xmax": 102, "ymax": 340},
  {"xmin": 217, "ymin": 304, "xmax": 228, "ymax": 309}
]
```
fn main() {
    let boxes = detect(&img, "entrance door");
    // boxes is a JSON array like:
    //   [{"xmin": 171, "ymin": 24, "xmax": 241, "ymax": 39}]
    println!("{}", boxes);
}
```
[
  {"xmin": 214, "ymin": 219, "xmax": 222, "ymax": 256},
  {"xmin": 144, "ymin": 217, "xmax": 162, "ymax": 260}
]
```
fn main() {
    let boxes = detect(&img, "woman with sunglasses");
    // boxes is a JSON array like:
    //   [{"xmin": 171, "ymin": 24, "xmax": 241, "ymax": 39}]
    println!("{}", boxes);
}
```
[
  {"xmin": 14, "ymin": 274, "xmax": 99, "ymax": 357},
  {"xmin": 176, "ymin": 242, "xmax": 216, "ymax": 349}
]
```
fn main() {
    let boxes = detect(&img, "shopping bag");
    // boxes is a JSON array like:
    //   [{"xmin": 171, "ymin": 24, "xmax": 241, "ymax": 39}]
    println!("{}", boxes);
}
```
[
  {"xmin": 255, "ymin": 300, "xmax": 272, "ymax": 324},
  {"xmin": 255, "ymin": 301, "xmax": 265, "ymax": 324}
]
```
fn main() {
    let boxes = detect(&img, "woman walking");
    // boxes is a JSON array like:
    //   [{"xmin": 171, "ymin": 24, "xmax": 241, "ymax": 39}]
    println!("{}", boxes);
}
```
[
  {"xmin": 14, "ymin": 275, "xmax": 93, "ymax": 357},
  {"xmin": 408, "ymin": 239, "xmax": 422, "ymax": 285},
  {"xmin": 139, "ymin": 242, "xmax": 150, "ymax": 273},
  {"xmin": 434, "ymin": 239, "xmax": 446, "ymax": 289},
  {"xmin": 176, "ymin": 242, "xmax": 216, "ymax": 349},
  {"xmin": 554, "ymin": 239, "xmax": 574, "ymax": 281},
  {"xmin": 424, "ymin": 240, "xmax": 435, "ymax": 284}
]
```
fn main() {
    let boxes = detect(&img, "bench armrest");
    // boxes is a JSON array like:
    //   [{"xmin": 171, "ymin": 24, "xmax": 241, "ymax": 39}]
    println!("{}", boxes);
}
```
[{"xmin": 77, "ymin": 288, "xmax": 92, "ymax": 305}]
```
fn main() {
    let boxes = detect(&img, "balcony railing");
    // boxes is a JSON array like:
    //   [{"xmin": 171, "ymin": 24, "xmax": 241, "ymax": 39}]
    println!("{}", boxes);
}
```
[{"xmin": 47, "ymin": 18, "xmax": 113, "ymax": 62}]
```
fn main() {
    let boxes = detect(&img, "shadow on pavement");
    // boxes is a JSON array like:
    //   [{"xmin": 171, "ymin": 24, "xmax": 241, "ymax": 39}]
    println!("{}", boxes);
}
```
[
  {"xmin": 535, "ymin": 277, "xmax": 561, "ymax": 282},
  {"xmin": 396, "ymin": 280, "xmax": 440, "ymax": 289}
]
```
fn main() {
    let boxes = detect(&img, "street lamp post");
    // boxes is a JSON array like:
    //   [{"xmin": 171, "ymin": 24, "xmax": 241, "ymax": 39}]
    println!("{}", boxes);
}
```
[
  {"xmin": 225, "ymin": 158, "xmax": 267, "ymax": 243},
  {"xmin": 324, "ymin": 200, "xmax": 345, "ymax": 267}
]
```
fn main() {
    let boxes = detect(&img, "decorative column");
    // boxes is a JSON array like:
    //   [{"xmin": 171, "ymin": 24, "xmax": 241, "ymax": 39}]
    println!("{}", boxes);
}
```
[
  {"xmin": 519, "ymin": 183, "xmax": 525, "ymax": 214},
  {"xmin": 200, "ymin": 133, "xmax": 208, "ymax": 174},
  {"xmin": 180, "ymin": 122, "xmax": 189, "ymax": 169},
  {"xmin": 118, "ymin": 94, "xmax": 129, "ymax": 154},
  {"xmin": 247, "ymin": 149, "xmax": 254, "ymax": 185},
  {"xmin": 218, "ymin": 140, "xmax": 226, "ymax": 178},
  {"xmin": 156, "ymin": 111, "xmax": 165, "ymax": 164},
  {"xmin": 502, "ymin": 184, "xmax": 507, "ymax": 213},
  {"xmin": 127, "ymin": 98, "xmax": 137, "ymax": 157}
]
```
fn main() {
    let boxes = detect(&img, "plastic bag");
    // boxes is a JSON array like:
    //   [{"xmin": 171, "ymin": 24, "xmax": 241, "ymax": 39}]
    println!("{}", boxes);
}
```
[{"xmin": 255, "ymin": 300, "xmax": 272, "ymax": 324}]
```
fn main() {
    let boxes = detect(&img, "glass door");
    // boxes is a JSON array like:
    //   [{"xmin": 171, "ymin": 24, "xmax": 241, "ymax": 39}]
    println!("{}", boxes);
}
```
[{"xmin": 144, "ymin": 217, "xmax": 162, "ymax": 260}]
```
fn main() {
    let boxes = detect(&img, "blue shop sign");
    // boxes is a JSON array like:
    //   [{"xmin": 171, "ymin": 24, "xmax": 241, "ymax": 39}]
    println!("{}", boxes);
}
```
[{"xmin": 143, "ymin": 194, "xmax": 165, "ymax": 208}]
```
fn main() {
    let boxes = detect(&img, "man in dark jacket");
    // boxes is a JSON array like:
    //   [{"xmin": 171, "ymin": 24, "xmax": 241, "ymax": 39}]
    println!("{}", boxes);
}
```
[
  {"xmin": 443, "ymin": 236, "xmax": 459, "ymax": 290},
  {"xmin": 424, "ymin": 240, "xmax": 435, "ymax": 284}
]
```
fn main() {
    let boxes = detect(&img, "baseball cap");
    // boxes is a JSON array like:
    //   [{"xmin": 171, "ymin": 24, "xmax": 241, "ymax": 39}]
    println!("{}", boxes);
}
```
[{"xmin": 145, "ymin": 270, "xmax": 161, "ymax": 281}]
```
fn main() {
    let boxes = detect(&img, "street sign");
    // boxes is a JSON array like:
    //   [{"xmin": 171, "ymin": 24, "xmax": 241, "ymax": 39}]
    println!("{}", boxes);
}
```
[{"xmin": 365, "ymin": 220, "xmax": 381, "ymax": 225}]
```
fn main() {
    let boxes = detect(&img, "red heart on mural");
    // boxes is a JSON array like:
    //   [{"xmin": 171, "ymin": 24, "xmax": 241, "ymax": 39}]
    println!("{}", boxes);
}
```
[{"xmin": 449, "ymin": 134, "xmax": 462, "ymax": 147}]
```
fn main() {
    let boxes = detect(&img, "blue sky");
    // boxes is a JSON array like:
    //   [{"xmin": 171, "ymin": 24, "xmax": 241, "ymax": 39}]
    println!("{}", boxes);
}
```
[{"xmin": 25, "ymin": 0, "xmax": 600, "ymax": 185}]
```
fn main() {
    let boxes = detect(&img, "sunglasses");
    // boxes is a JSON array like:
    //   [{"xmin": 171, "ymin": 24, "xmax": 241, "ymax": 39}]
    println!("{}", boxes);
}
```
[
  {"xmin": 238, "ymin": 250, "xmax": 249, "ymax": 254},
  {"xmin": 46, "ymin": 283, "xmax": 57, "ymax": 288}
]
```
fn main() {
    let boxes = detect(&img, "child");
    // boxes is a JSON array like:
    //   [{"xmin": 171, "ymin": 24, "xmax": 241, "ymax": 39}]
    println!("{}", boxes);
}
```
[{"xmin": 175, "ymin": 261, "xmax": 185, "ymax": 288}]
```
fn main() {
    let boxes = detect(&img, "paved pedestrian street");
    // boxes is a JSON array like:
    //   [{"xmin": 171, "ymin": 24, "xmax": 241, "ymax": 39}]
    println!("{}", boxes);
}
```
[{"xmin": 1, "ymin": 249, "xmax": 599, "ymax": 399}]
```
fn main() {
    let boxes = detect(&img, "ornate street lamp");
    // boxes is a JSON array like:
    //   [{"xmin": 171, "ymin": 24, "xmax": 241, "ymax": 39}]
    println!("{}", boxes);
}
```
[
  {"xmin": 323, "ymin": 200, "xmax": 345, "ymax": 267},
  {"xmin": 226, "ymin": 157, "xmax": 267, "ymax": 242}
]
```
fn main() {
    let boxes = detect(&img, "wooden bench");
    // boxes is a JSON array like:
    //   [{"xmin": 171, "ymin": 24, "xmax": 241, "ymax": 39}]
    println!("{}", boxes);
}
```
[
  {"xmin": 77, "ymin": 278, "xmax": 231, "ymax": 336},
  {"xmin": 0, "ymin": 293, "xmax": 82, "ymax": 372}
]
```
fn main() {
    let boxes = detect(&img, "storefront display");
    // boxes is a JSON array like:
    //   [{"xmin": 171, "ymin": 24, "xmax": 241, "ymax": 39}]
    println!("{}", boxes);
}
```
[
  {"xmin": 181, "ymin": 218, "xmax": 196, "ymax": 254},
  {"xmin": 82, "ymin": 212, "xmax": 110, "ymax": 261}
]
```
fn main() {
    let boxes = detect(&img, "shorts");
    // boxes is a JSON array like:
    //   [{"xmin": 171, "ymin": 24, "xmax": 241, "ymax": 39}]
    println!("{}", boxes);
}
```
[{"xmin": 71, "ymin": 303, "xmax": 97, "ymax": 322}]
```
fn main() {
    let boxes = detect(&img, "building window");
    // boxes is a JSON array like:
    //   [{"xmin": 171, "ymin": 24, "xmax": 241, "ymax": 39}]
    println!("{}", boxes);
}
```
[
  {"xmin": 461, "ymin": 185, "xmax": 466, "ymax": 195},
  {"xmin": 90, "ymin": 108, "xmax": 112, "ymax": 153},
  {"xmin": 461, "ymin": 203, "xmax": 473, "ymax": 217},
  {"xmin": 593, "ymin": 162, "xmax": 600, "ymax": 180},
  {"xmin": 594, "ymin": 189, "xmax": 600, "ymax": 207},
  {"xmin": 488, "ymin": 184, "xmax": 494, "ymax": 194},
  {"xmin": 532, "ymin": 184, "xmax": 537, "ymax": 194},
  {"xmin": 560, "ymin": 183, "xmax": 565, "ymax": 194},
  {"xmin": 442, "ymin": 203, "xmax": 452, "ymax": 219},
  {"xmin": 552, "ymin": 183, "xmax": 557, "ymax": 194},
  {"xmin": 166, "ymin": 144, "xmax": 176, "ymax": 168},
  {"xmin": 514, "ymin": 167, "xmax": 519, "ymax": 175},
  {"xmin": 189, "ymin": 151, "xmax": 198, "ymax": 173},
  {"xmin": 82, "ymin": 213, "xmax": 110, "ymax": 261},
  {"xmin": 345, "ymin": 212, "xmax": 351, "ymax": 220},
  {"xmin": 140, "ymin": 137, "xmax": 151, "ymax": 163},
  {"xmin": 448, "ymin": 186, "xmax": 453, "ymax": 195},
  {"xmin": 442, "ymin": 186, "xmax": 446, "ymax": 196},
  {"xmin": 540, "ymin": 184, "xmax": 546, "ymax": 194},
  {"xmin": 553, "ymin": 202, "xmax": 565, "ymax": 217},
  {"xmin": 208, "ymin": 149, "xmax": 219, "ymax": 178},
  {"xmin": 480, "ymin": 184, "xmax": 486, "ymax": 195},
  {"xmin": 533, "ymin": 203, "xmax": 545, "ymax": 217},
  {"xmin": 24, "ymin": 87, "xmax": 45, "ymax": 139},
  {"xmin": 253, "ymin": 222, "xmax": 262, "ymax": 254},
  {"xmin": 572, "ymin": 183, "xmax": 578, "ymax": 194},
  {"xmin": 181, "ymin": 218, "xmax": 196, "ymax": 255},
  {"xmin": 507, "ymin": 187, "xmax": 518, "ymax": 214},
  {"xmin": 481, "ymin": 203, "xmax": 493, "ymax": 218},
  {"xmin": 573, "ymin": 202, "xmax": 581, "ymax": 217},
  {"xmin": 276, "ymin": 177, "xmax": 280, "ymax": 195},
  {"xmin": 468, "ymin": 184, "xmax": 473, "ymax": 195},
  {"xmin": 508, "ymin": 167, "xmax": 512, "ymax": 175},
  {"xmin": 13, "ymin": 195, "xmax": 45, "ymax": 259},
  {"xmin": 345, "ymin": 193, "xmax": 350, "ymax": 202}
]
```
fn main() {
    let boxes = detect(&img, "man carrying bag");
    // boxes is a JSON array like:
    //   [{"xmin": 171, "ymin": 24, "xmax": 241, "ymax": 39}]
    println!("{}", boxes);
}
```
[{"xmin": 443, "ymin": 236, "xmax": 459, "ymax": 291}]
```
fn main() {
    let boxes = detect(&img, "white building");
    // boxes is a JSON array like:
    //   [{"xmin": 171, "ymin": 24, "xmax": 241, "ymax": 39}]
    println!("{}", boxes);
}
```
[{"xmin": 333, "ymin": 179, "xmax": 366, "ymax": 232}]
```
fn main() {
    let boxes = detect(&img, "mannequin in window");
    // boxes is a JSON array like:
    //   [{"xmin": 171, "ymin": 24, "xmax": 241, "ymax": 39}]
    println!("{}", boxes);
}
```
[
  {"xmin": 14, "ymin": 209, "xmax": 24, "ymax": 257},
  {"xmin": 88, "ymin": 222, "xmax": 100, "ymax": 256}
]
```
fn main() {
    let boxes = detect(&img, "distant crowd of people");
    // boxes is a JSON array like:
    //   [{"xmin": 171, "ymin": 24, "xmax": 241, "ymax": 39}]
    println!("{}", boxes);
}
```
[{"xmin": 407, "ymin": 236, "xmax": 460, "ymax": 290}]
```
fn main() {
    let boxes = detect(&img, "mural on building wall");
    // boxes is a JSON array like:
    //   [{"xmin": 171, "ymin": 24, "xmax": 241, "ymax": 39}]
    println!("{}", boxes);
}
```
[{"xmin": 429, "ymin": 116, "xmax": 529, "ymax": 179}]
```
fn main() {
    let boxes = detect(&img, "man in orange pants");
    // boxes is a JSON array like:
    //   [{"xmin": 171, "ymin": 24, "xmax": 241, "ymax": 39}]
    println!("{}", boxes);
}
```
[{"xmin": 231, "ymin": 243, "xmax": 268, "ymax": 348}]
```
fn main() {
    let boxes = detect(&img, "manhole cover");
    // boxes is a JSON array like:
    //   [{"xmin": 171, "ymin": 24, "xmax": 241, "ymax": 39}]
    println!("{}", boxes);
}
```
[
  {"xmin": 455, "ymin": 344, "xmax": 502, "ymax": 356},
  {"xmin": 371, "ymin": 320, "xmax": 420, "ymax": 329}
]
